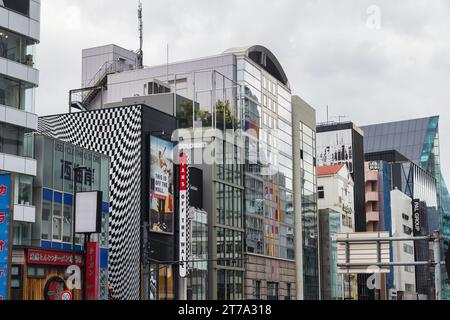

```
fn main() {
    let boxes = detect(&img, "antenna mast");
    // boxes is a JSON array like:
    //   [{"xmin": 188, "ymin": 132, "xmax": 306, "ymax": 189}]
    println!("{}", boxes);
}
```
[{"xmin": 137, "ymin": 0, "xmax": 144, "ymax": 69}]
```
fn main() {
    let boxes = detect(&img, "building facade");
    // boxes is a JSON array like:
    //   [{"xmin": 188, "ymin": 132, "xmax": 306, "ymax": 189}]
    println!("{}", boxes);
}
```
[
  {"xmin": 71, "ymin": 44, "xmax": 302, "ymax": 300},
  {"xmin": 362, "ymin": 117, "xmax": 447, "ymax": 298},
  {"xmin": 0, "ymin": 0, "xmax": 40, "ymax": 300},
  {"xmin": 10, "ymin": 134, "xmax": 110, "ymax": 300},
  {"xmin": 316, "ymin": 122, "xmax": 372, "ymax": 300},
  {"xmin": 317, "ymin": 164, "xmax": 356, "ymax": 300}
]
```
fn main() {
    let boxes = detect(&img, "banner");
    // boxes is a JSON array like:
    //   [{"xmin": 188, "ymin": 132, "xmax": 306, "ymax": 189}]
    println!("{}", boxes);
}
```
[
  {"xmin": 0, "ymin": 174, "xmax": 12, "ymax": 300},
  {"xmin": 150, "ymin": 136, "xmax": 174, "ymax": 234},
  {"xmin": 27, "ymin": 249, "xmax": 83, "ymax": 266},
  {"xmin": 85, "ymin": 242, "xmax": 99, "ymax": 300},
  {"xmin": 179, "ymin": 153, "xmax": 188, "ymax": 278}
]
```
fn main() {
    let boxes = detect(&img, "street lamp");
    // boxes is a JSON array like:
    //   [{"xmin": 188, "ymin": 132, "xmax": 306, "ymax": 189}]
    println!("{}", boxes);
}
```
[{"xmin": 71, "ymin": 165, "xmax": 88, "ymax": 300}]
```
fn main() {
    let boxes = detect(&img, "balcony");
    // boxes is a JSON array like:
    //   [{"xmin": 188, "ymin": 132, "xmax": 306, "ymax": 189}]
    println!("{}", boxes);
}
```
[
  {"xmin": 366, "ymin": 191, "xmax": 379, "ymax": 202},
  {"xmin": 13, "ymin": 204, "xmax": 36, "ymax": 223},
  {"xmin": 366, "ymin": 211, "xmax": 380, "ymax": 223},
  {"xmin": 0, "ymin": 152, "xmax": 36, "ymax": 176}
]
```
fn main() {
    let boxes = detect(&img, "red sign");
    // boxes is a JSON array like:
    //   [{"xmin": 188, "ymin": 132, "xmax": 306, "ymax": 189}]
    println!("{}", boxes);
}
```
[
  {"xmin": 27, "ymin": 249, "xmax": 83, "ymax": 266},
  {"xmin": 85, "ymin": 242, "xmax": 99, "ymax": 300},
  {"xmin": 0, "ymin": 185, "xmax": 7, "ymax": 196},
  {"xmin": 60, "ymin": 290, "xmax": 73, "ymax": 301},
  {"xmin": 0, "ymin": 212, "xmax": 5, "ymax": 224},
  {"xmin": 179, "ymin": 153, "xmax": 188, "ymax": 192}
]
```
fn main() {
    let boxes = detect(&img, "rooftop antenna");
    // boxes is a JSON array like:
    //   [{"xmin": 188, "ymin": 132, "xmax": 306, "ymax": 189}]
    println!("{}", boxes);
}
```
[
  {"xmin": 332, "ymin": 115, "xmax": 348, "ymax": 123},
  {"xmin": 136, "ymin": 0, "xmax": 144, "ymax": 69}
]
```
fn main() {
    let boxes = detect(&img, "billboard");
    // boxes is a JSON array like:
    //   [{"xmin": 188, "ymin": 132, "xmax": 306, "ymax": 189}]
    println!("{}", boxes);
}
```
[
  {"xmin": 317, "ymin": 129, "xmax": 354, "ymax": 173},
  {"xmin": 0, "ymin": 174, "xmax": 12, "ymax": 300},
  {"xmin": 179, "ymin": 152, "xmax": 189, "ymax": 278},
  {"xmin": 75, "ymin": 191, "xmax": 102, "ymax": 234},
  {"xmin": 85, "ymin": 242, "xmax": 100, "ymax": 300},
  {"xmin": 150, "ymin": 136, "xmax": 174, "ymax": 234}
]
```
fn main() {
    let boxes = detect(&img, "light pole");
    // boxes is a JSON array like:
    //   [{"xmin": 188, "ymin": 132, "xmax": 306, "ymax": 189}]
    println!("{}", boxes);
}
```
[{"xmin": 72, "ymin": 165, "xmax": 88, "ymax": 300}]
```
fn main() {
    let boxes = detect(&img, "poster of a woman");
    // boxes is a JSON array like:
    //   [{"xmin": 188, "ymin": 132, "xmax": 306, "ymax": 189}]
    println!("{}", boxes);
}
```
[{"xmin": 150, "ymin": 136, "xmax": 175, "ymax": 234}]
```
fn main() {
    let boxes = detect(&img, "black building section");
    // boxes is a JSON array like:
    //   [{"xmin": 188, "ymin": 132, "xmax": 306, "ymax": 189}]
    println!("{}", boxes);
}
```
[{"xmin": 140, "ymin": 105, "xmax": 179, "ymax": 300}]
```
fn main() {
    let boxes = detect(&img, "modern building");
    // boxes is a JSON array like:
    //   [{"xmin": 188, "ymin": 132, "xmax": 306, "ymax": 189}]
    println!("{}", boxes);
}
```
[
  {"xmin": 317, "ymin": 164, "xmax": 356, "ymax": 300},
  {"xmin": 362, "ymin": 117, "xmax": 448, "ymax": 299},
  {"xmin": 70, "ymin": 44, "xmax": 302, "ymax": 300},
  {"xmin": 316, "ymin": 122, "xmax": 372, "ymax": 300},
  {"xmin": 0, "ymin": 0, "xmax": 40, "ymax": 300},
  {"xmin": 38, "ymin": 104, "xmax": 179, "ymax": 300},
  {"xmin": 292, "ymin": 95, "xmax": 319, "ymax": 300},
  {"xmin": 10, "ymin": 134, "xmax": 110, "ymax": 300},
  {"xmin": 390, "ymin": 189, "xmax": 417, "ymax": 300}
]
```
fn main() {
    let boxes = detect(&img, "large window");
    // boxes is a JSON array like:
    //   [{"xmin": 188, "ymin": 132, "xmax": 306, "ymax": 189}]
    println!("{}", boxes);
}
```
[
  {"xmin": 0, "ymin": 122, "xmax": 32, "ymax": 157},
  {"xmin": 0, "ymin": 75, "xmax": 35, "ymax": 112},
  {"xmin": 0, "ymin": 28, "xmax": 36, "ymax": 66},
  {"xmin": 14, "ymin": 174, "xmax": 32, "ymax": 205},
  {"xmin": 0, "ymin": 0, "xmax": 30, "ymax": 16}
]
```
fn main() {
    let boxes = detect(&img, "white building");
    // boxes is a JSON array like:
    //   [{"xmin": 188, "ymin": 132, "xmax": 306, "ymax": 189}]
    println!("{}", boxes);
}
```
[
  {"xmin": 390, "ymin": 189, "xmax": 417, "ymax": 300},
  {"xmin": 0, "ymin": 0, "xmax": 40, "ymax": 242},
  {"xmin": 317, "ymin": 164, "xmax": 355, "ymax": 233}
]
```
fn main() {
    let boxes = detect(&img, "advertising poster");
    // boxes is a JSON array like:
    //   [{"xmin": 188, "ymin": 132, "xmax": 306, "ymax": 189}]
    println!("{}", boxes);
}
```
[
  {"xmin": 0, "ymin": 174, "xmax": 12, "ymax": 300},
  {"xmin": 150, "ymin": 136, "xmax": 174, "ymax": 234},
  {"xmin": 317, "ymin": 129, "xmax": 354, "ymax": 173}
]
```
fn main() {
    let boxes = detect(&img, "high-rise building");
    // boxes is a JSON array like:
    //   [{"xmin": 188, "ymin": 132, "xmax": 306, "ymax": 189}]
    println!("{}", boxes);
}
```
[
  {"xmin": 0, "ymin": 0, "xmax": 40, "ymax": 300},
  {"xmin": 292, "ymin": 96, "xmax": 320, "ymax": 300},
  {"xmin": 70, "ymin": 44, "xmax": 306, "ymax": 300},
  {"xmin": 316, "ymin": 122, "xmax": 373, "ymax": 300},
  {"xmin": 362, "ymin": 116, "xmax": 449, "ymax": 299}
]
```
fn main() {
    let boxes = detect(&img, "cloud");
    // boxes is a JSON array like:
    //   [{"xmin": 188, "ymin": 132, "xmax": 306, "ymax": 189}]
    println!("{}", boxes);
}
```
[{"xmin": 36, "ymin": 0, "xmax": 450, "ymax": 184}]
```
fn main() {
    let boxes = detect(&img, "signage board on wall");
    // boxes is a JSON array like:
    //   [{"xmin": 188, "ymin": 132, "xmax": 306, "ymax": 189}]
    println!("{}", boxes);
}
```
[
  {"xmin": 85, "ymin": 242, "xmax": 99, "ymax": 300},
  {"xmin": 179, "ymin": 152, "xmax": 189, "ymax": 278},
  {"xmin": 0, "ymin": 174, "xmax": 12, "ymax": 300},
  {"xmin": 412, "ymin": 199, "xmax": 422, "ymax": 236},
  {"xmin": 150, "ymin": 136, "xmax": 175, "ymax": 234},
  {"xmin": 27, "ymin": 249, "xmax": 83, "ymax": 266}
]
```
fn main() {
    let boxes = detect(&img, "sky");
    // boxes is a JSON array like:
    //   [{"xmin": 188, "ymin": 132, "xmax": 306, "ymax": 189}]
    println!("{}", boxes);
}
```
[{"xmin": 37, "ymin": 0, "xmax": 450, "ymax": 183}]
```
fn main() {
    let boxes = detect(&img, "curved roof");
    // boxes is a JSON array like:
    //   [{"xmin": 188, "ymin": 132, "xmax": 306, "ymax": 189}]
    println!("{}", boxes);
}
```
[{"xmin": 224, "ymin": 45, "xmax": 290, "ymax": 88}]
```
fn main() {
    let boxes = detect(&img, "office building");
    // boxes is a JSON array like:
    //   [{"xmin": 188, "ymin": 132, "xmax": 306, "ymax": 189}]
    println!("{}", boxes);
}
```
[
  {"xmin": 70, "ymin": 44, "xmax": 302, "ymax": 300},
  {"xmin": 362, "ymin": 117, "xmax": 447, "ymax": 298},
  {"xmin": 292, "ymin": 95, "xmax": 319, "ymax": 300},
  {"xmin": 316, "ymin": 122, "xmax": 372, "ymax": 300},
  {"xmin": 11, "ymin": 134, "xmax": 110, "ymax": 300},
  {"xmin": 0, "ymin": 0, "xmax": 40, "ymax": 300}
]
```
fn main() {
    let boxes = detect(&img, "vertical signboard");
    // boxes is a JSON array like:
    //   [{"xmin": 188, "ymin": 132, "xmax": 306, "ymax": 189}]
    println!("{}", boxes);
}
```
[
  {"xmin": 0, "ymin": 175, "xmax": 12, "ymax": 300},
  {"xmin": 412, "ymin": 199, "xmax": 421, "ymax": 236},
  {"xmin": 85, "ymin": 242, "xmax": 100, "ymax": 300},
  {"xmin": 150, "ymin": 136, "xmax": 175, "ymax": 234},
  {"xmin": 179, "ymin": 153, "xmax": 188, "ymax": 278}
]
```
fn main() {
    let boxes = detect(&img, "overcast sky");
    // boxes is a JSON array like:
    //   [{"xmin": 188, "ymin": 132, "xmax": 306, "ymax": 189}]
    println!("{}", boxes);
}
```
[{"xmin": 37, "ymin": 0, "xmax": 450, "ymax": 183}]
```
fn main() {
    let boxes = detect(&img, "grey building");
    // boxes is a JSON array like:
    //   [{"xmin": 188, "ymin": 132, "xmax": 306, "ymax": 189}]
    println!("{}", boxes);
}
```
[{"xmin": 70, "ymin": 44, "xmax": 302, "ymax": 300}]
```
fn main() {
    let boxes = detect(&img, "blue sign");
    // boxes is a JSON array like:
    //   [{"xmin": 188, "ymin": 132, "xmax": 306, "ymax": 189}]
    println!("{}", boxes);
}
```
[{"xmin": 0, "ymin": 174, "xmax": 12, "ymax": 300}]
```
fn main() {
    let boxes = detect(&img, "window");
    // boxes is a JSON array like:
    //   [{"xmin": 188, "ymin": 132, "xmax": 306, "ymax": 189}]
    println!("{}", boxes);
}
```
[
  {"xmin": 0, "ymin": 0, "xmax": 31, "ymax": 16},
  {"xmin": 52, "ymin": 200, "xmax": 62, "ymax": 241},
  {"xmin": 0, "ymin": 75, "xmax": 35, "ymax": 112},
  {"xmin": 286, "ymin": 283, "xmax": 292, "ymax": 300},
  {"xmin": 402, "ymin": 213, "xmax": 410, "ymax": 221},
  {"xmin": 318, "ymin": 186, "xmax": 325, "ymax": 199},
  {"xmin": 0, "ymin": 123, "xmax": 32, "ymax": 156},
  {"xmin": 41, "ymin": 200, "xmax": 52, "ymax": 240},
  {"xmin": 267, "ymin": 282, "xmax": 279, "ymax": 300},
  {"xmin": 405, "ymin": 266, "xmax": 414, "ymax": 273},
  {"xmin": 252, "ymin": 280, "xmax": 261, "ymax": 300},
  {"xmin": 0, "ymin": 27, "xmax": 36, "ymax": 66},
  {"xmin": 403, "ymin": 244, "xmax": 414, "ymax": 255},
  {"xmin": 27, "ymin": 266, "xmax": 46, "ymax": 279},
  {"xmin": 14, "ymin": 175, "xmax": 32, "ymax": 205}
]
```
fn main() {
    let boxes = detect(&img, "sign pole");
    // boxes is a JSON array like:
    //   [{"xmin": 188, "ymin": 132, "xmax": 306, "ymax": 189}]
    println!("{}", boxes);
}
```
[{"xmin": 434, "ymin": 231, "xmax": 441, "ymax": 300}]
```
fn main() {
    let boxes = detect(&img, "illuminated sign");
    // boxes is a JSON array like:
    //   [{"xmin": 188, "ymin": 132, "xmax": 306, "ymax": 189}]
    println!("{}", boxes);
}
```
[{"xmin": 0, "ymin": 175, "xmax": 11, "ymax": 300}]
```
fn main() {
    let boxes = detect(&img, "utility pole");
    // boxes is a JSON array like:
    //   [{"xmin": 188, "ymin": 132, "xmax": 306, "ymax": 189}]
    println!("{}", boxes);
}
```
[{"xmin": 434, "ymin": 231, "xmax": 442, "ymax": 300}]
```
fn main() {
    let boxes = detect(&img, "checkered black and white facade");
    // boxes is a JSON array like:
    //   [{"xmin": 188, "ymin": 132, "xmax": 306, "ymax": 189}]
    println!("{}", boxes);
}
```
[{"xmin": 39, "ymin": 106, "xmax": 143, "ymax": 300}]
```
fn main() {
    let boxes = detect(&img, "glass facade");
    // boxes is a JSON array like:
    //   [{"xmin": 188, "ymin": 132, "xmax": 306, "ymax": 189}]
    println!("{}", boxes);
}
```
[
  {"xmin": 35, "ymin": 135, "xmax": 110, "ymax": 247},
  {"xmin": 238, "ymin": 58, "xmax": 295, "ymax": 263},
  {"xmin": 300, "ymin": 122, "xmax": 320, "ymax": 300},
  {"xmin": 0, "ymin": 27, "xmax": 37, "ymax": 67},
  {"xmin": 215, "ymin": 137, "xmax": 245, "ymax": 300},
  {"xmin": 0, "ymin": 75, "xmax": 36, "ymax": 112},
  {"xmin": 363, "ymin": 116, "xmax": 450, "ymax": 299},
  {"xmin": 187, "ymin": 209, "xmax": 208, "ymax": 300},
  {"xmin": 0, "ymin": 122, "xmax": 34, "ymax": 157}
]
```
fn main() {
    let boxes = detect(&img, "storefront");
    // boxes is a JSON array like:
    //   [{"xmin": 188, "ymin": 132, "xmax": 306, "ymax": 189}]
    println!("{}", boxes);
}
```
[{"xmin": 10, "ymin": 134, "xmax": 110, "ymax": 300}]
